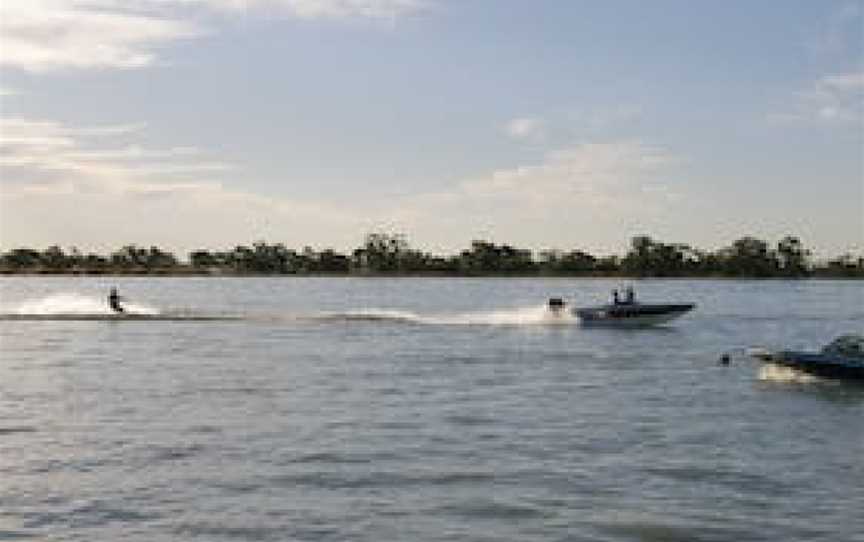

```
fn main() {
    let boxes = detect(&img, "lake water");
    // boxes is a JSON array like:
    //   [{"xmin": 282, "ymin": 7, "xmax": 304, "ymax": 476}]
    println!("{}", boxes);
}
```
[{"xmin": 1, "ymin": 277, "xmax": 862, "ymax": 542}]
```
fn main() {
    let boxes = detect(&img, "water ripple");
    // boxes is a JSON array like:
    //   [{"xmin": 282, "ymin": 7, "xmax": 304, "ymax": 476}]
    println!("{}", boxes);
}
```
[{"xmin": 0, "ymin": 426, "xmax": 37, "ymax": 435}]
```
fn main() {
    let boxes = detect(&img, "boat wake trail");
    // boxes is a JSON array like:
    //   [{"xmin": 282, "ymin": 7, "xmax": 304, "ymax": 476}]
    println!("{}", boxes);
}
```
[
  {"xmin": 312, "ymin": 305, "xmax": 578, "ymax": 326},
  {"xmin": 8, "ymin": 293, "xmax": 160, "ymax": 316},
  {"xmin": 0, "ymin": 293, "xmax": 240, "ymax": 322},
  {"xmin": 1, "ymin": 294, "xmax": 574, "ymax": 326}
]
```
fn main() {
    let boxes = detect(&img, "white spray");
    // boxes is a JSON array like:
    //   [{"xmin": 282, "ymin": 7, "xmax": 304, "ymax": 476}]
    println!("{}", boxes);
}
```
[
  {"xmin": 323, "ymin": 305, "xmax": 578, "ymax": 326},
  {"xmin": 9, "ymin": 293, "xmax": 159, "ymax": 316},
  {"xmin": 758, "ymin": 363, "xmax": 820, "ymax": 384}
]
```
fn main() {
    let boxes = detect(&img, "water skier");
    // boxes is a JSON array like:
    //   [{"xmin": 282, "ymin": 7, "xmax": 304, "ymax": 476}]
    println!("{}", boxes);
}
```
[{"xmin": 108, "ymin": 287, "xmax": 125, "ymax": 313}]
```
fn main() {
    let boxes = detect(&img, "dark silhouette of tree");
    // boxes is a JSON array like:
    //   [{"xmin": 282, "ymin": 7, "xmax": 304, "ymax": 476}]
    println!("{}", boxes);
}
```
[
  {"xmin": 718, "ymin": 237, "xmax": 778, "ymax": 277},
  {"xmin": 315, "ymin": 248, "xmax": 351, "ymax": 273},
  {"xmin": 41, "ymin": 246, "xmax": 70, "ymax": 270},
  {"xmin": 190, "ymin": 250, "xmax": 220, "ymax": 269},
  {"xmin": 594, "ymin": 255, "xmax": 621, "ymax": 274},
  {"xmin": 225, "ymin": 242, "xmax": 297, "ymax": 273},
  {"xmin": 622, "ymin": 235, "xmax": 655, "ymax": 276},
  {"xmin": 0, "ymin": 233, "xmax": 860, "ymax": 277},
  {"xmin": 776, "ymin": 236, "xmax": 810, "ymax": 277},
  {"xmin": 816, "ymin": 254, "xmax": 864, "ymax": 278},
  {"xmin": 538, "ymin": 249, "xmax": 597, "ymax": 275},
  {"xmin": 1, "ymin": 248, "xmax": 42, "ymax": 270},
  {"xmin": 111, "ymin": 245, "xmax": 148, "ymax": 270},
  {"xmin": 352, "ymin": 232, "xmax": 410, "ymax": 273},
  {"xmin": 622, "ymin": 236, "xmax": 694, "ymax": 277},
  {"xmin": 144, "ymin": 246, "xmax": 178, "ymax": 270},
  {"xmin": 457, "ymin": 241, "xmax": 535, "ymax": 274}
]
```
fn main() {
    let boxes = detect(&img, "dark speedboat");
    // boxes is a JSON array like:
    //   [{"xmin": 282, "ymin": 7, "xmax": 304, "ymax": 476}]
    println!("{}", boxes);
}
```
[
  {"xmin": 550, "ymin": 287, "xmax": 695, "ymax": 327},
  {"xmin": 757, "ymin": 334, "xmax": 864, "ymax": 380},
  {"xmin": 574, "ymin": 302, "xmax": 695, "ymax": 326}
]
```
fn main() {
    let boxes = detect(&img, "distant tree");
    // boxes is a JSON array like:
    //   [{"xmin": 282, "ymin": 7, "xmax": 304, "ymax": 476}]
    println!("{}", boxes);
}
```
[
  {"xmin": 81, "ymin": 252, "xmax": 109, "ymax": 272},
  {"xmin": 316, "ymin": 248, "xmax": 351, "ymax": 273},
  {"xmin": 40, "ymin": 245, "xmax": 70, "ymax": 270},
  {"xmin": 718, "ymin": 237, "xmax": 777, "ymax": 277},
  {"xmin": 352, "ymin": 232, "xmax": 410, "ymax": 273},
  {"xmin": 66, "ymin": 247, "xmax": 83, "ymax": 269},
  {"xmin": 776, "ymin": 236, "xmax": 810, "ymax": 277},
  {"xmin": 595, "ymin": 255, "xmax": 621, "ymax": 274},
  {"xmin": 538, "ymin": 249, "xmax": 597, "ymax": 275},
  {"xmin": 815, "ymin": 253, "xmax": 864, "ymax": 278},
  {"xmin": 190, "ymin": 250, "xmax": 219, "ymax": 268},
  {"xmin": 111, "ymin": 245, "xmax": 148, "ymax": 269},
  {"xmin": 679, "ymin": 245, "xmax": 707, "ymax": 275},
  {"xmin": 458, "ymin": 241, "xmax": 497, "ymax": 274},
  {"xmin": 457, "ymin": 241, "xmax": 535, "ymax": 275},
  {"xmin": 622, "ymin": 235, "xmax": 655, "ymax": 276},
  {"xmin": 1, "ymin": 248, "xmax": 42, "ymax": 270},
  {"xmin": 144, "ymin": 246, "xmax": 178, "ymax": 270},
  {"xmin": 0, "ymin": 234, "xmax": 859, "ymax": 278},
  {"xmin": 622, "ymin": 236, "xmax": 689, "ymax": 276}
]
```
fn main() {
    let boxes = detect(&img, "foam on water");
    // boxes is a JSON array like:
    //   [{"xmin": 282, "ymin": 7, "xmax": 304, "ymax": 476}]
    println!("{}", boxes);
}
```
[
  {"xmin": 1, "ymin": 296, "xmax": 574, "ymax": 326},
  {"xmin": 758, "ymin": 363, "xmax": 820, "ymax": 384},
  {"xmin": 8, "ymin": 293, "xmax": 160, "ymax": 316},
  {"xmin": 434, "ymin": 305, "xmax": 577, "ymax": 325},
  {"xmin": 320, "ymin": 305, "xmax": 577, "ymax": 326}
]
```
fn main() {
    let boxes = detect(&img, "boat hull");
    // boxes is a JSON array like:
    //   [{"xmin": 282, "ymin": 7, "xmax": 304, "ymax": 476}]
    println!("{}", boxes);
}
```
[
  {"xmin": 573, "ymin": 303, "xmax": 695, "ymax": 327},
  {"xmin": 770, "ymin": 351, "xmax": 864, "ymax": 380}
]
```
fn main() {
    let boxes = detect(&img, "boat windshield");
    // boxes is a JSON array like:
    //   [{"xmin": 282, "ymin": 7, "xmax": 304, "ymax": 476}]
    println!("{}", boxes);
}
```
[{"xmin": 822, "ymin": 334, "xmax": 864, "ymax": 359}]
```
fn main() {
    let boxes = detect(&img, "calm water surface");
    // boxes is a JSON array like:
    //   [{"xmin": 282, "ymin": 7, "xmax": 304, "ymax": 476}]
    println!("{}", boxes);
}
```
[{"xmin": 1, "ymin": 277, "xmax": 862, "ymax": 541}]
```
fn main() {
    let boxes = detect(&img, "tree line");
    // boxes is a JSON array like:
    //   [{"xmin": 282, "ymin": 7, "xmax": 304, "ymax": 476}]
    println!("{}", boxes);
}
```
[{"xmin": 0, "ymin": 233, "xmax": 861, "ymax": 278}]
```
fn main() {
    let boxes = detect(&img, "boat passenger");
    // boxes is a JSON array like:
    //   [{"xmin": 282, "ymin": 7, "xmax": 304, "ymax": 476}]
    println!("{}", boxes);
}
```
[
  {"xmin": 612, "ymin": 289, "xmax": 620, "ymax": 305},
  {"xmin": 108, "ymin": 287, "xmax": 125, "ymax": 313},
  {"xmin": 625, "ymin": 287, "xmax": 635, "ymax": 304}
]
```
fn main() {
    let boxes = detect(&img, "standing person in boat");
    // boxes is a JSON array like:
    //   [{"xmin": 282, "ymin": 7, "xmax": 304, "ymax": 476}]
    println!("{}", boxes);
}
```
[
  {"xmin": 108, "ymin": 287, "xmax": 125, "ymax": 313},
  {"xmin": 625, "ymin": 286, "xmax": 635, "ymax": 304},
  {"xmin": 612, "ymin": 289, "xmax": 620, "ymax": 305}
]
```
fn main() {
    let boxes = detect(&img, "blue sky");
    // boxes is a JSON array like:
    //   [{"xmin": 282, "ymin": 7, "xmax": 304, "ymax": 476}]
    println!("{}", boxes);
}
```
[{"xmin": 1, "ymin": 0, "xmax": 861, "ymax": 256}]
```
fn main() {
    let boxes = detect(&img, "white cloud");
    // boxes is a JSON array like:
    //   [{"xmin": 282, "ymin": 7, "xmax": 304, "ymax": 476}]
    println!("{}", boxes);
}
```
[
  {"xmin": 187, "ymin": 0, "xmax": 429, "ymax": 19},
  {"xmin": 504, "ymin": 106, "xmax": 643, "ymax": 145},
  {"xmin": 460, "ymin": 142, "xmax": 675, "ymax": 201},
  {"xmin": 780, "ymin": 5, "xmax": 864, "ymax": 125},
  {"xmin": 0, "ymin": 117, "xmax": 229, "ymax": 192},
  {"xmin": 772, "ymin": 70, "xmax": 864, "ymax": 125},
  {"xmin": 820, "ymin": 72, "xmax": 864, "ymax": 92},
  {"xmin": 0, "ymin": 0, "xmax": 429, "ymax": 72},
  {"xmin": 375, "ymin": 141, "xmax": 685, "ymax": 252},
  {"xmin": 0, "ymin": 181, "xmax": 364, "ymax": 252},
  {"xmin": 0, "ymin": 1, "xmax": 203, "ymax": 72},
  {"xmin": 504, "ymin": 117, "xmax": 545, "ymax": 142},
  {"xmin": 0, "ymin": 117, "xmax": 686, "ymax": 253},
  {"xmin": 0, "ymin": 115, "xmax": 366, "ymax": 250}
]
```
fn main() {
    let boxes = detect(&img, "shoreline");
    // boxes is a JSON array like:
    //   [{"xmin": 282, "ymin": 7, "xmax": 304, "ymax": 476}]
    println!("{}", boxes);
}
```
[{"xmin": 0, "ymin": 270, "xmax": 860, "ymax": 280}]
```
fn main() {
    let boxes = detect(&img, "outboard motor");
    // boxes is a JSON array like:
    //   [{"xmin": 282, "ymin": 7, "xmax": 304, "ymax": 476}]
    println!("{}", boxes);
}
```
[{"xmin": 548, "ymin": 297, "xmax": 566, "ymax": 312}]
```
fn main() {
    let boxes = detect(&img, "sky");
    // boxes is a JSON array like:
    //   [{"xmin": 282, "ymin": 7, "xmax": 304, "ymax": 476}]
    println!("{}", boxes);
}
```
[{"xmin": 0, "ymin": 0, "xmax": 862, "ymax": 257}]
